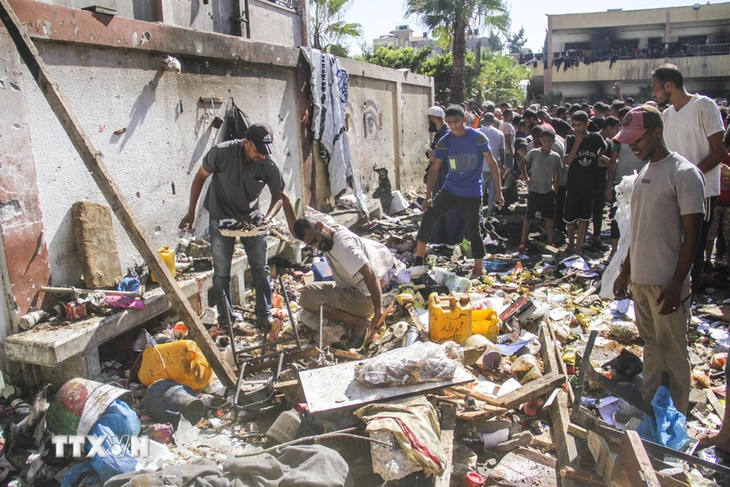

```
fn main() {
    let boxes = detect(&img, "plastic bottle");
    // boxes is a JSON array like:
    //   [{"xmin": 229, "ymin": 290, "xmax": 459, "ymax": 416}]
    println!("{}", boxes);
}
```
[{"xmin": 151, "ymin": 246, "xmax": 177, "ymax": 283}]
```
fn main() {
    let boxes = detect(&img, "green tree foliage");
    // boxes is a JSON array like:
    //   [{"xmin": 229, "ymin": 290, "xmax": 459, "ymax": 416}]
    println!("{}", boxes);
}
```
[
  {"xmin": 486, "ymin": 31, "xmax": 505, "ymax": 52},
  {"xmin": 404, "ymin": 0, "xmax": 509, "ymax": 104},
  {"xmin": 357, "ymin": 45, "xmax": 530, "ymax": 106},
  {"xmin": 310, "ymin": 0, "xmax": 363, "ymax": 57},
  {"xmin": 507, "ymin": 27, "xmax": 527, "ymax": 53}
]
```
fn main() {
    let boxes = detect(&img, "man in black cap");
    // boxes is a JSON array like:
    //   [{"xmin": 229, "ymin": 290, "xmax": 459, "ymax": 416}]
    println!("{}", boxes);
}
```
[{"xmin": 179, "ymin": 123, "xmax": 284, "ymax": 329}]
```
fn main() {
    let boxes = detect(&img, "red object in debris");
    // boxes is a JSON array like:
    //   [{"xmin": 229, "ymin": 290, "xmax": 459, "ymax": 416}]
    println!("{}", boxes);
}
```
[
  {"xmin": 148, "ymin": 423, "xmax": 175, "ymax": 444},
  {"xmin": 464, "ymin": 471, "xmax": 485, "ymax": 487},
  {"xmin": 522, "ymin": 396, "xmax": 546, "ymax": 417},
  {"xmin": 173, "ymin": 322, "xmax": 189, "ymax": 339},
  {"xmin": 294, "ymin": 403, "xmax": 309, "ymax": 414},
  {"xmin": 566, "ymin": 364, "xmax": 576, "ymax": 375},
  {"xmin": 64, "ymin": 301, "xmax": 87, "ymax": 320}
]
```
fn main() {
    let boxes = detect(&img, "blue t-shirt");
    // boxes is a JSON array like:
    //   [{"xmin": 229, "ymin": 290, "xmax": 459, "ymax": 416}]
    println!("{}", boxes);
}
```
[{"xmin": 434, "ymin": 128, "xmax": 491, "ymax": 197}]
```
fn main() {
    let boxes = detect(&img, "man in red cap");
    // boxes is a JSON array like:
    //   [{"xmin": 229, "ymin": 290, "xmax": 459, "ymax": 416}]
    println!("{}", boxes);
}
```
[{"xmin": 613, "ymin": 105, "xmax": 705, "ymax": 414}]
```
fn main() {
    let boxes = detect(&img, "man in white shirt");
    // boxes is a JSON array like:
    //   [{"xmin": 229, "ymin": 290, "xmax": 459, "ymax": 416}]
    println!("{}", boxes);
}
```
[
  {"xmin": 652, "ymin": 63, "xmax": 728, "ymax": 294},
  {"xmin": 614, "ymin": 105, "xmax": 705, "ymax": 414},
  {"xmin": 500, "ymin": 109, "xmax": 516, "ymax": 171},
  {"xmin": 280, "ymin": 191, "xmax": 391, "ymax": 349}
]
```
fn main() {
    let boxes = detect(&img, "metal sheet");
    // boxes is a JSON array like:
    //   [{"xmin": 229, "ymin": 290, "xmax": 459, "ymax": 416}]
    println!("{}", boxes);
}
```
[{"xmin": 299, "ymin": 361, "xmax": 475, "ymax": 413}]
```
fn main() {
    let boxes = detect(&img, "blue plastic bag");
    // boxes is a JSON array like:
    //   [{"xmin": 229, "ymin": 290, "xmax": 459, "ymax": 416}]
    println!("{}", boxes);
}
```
[
  {"xmin": 62, "ymin": 400, "xmax": 141, "ymax": 486},
  {"xmin": 636, "ymin": 385, "xmax": 689, "ymax": 451},
  {"xmin": 118, "ymin": 277, "xmax": 140, "ymax": 293}
]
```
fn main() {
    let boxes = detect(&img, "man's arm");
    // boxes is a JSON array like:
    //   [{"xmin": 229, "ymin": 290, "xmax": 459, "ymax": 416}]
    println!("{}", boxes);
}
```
[
  {"xmin": 359, "ymin": 263, "xmax": 383, "ymax": 332},
  {"xmin": 504, "ymin": 133, "xmax": 514, "ymax": 155},
  {"xmin": 656, "ymin": 213, "xmax": 702, "ymax": 315},
  {"xmin": 179, "ymin": 166, "xmax": 211, "ymax": 229},
  {"xmin": 605, "ymin": 150, "xmax": 619, "ymax": 201},
  {"xmin": 697, "ymin": 132, "xmax": 728, "ymax": 174},
  {"xmin": 564, "ymin": 135, "xmax": 583, "ymax": 166},
  {"xmin": 597, "ymin": 149, "xmax": 608, "ymax": 167},
  {"xmin": 262, "ymin": 194, "xmax": 283, "ymax": 223},
  {"xmin": 484, "ymin": 151, "xmax": 504, "ymax": 205},
  {"xmin": 424, "ymin": 158, "xmax": 444, "ymax": 209},
  {"xmin": 614, "ymin": 252, "xmax": 631, "ymax": 298},
  {"xmin": 279, "ymin": 190, "xmax": 298, "ymax": 238}
]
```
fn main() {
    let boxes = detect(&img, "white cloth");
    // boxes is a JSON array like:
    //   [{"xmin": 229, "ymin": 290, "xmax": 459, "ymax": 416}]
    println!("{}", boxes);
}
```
[
  {"xmin": 479, "ymin": 126, "xmax": 504, "ymax": 182},
  {"xmin": 301, "ymin": 48, "xmax": 368, "ymax": 215},
  {"xmin": 629, "ymin": 152, "xmax": 705, "ymax": 286},
  {"xmin": 324, "ymin": 225, "xmax": 394, "ymax": 295},
  {"xmin": 499, "ymin": 121, "xmax": 515, "ymax": 153},
  {"xmin": 662, "ymin": 94, "xmax": 725, "ymax": 197}
]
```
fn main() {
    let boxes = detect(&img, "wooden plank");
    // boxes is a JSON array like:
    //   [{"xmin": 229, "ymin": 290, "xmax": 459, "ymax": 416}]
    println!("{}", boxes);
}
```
[
  {"xmin": 612, "ymin": 431, "xmax": 661, "ymax": 487},
  {"xmin": 560, "ymin": 467, "xmax": 608, "ymax": 487},
  {"xmin": 0, "ymin": 0, "xmax": 237, "ymax": 387},
  {"xmin": 451, "ymin": 372, "xmax": 564, "ymax": 409},
  {"xmin": 588, "ymin": 431, "xmax": 616, "ymax": 479},
  {"xmin": 549, "ymin": 390, "xmax": 581, "ymax": 470},
  {"xmin": 567, "ymin": 423, "xmax": 588, "ymax": 440},
  {"xmin": 707, "ymin": 389, "xmax": 725, "ymax": 419},
  {"xmin": 433, "ymin": 404, "xmax": 456, "ymax": 487}
]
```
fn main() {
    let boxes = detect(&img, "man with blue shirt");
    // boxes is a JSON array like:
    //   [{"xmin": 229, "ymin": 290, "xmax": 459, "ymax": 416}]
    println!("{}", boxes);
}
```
[{"xmin": 413, "ymin": 105, "xmax": 504, "ymax": 278}]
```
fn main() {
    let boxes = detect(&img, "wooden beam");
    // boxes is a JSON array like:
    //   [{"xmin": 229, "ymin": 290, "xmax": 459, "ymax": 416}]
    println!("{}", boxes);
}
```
[
  {"xmin": 433, "ymin": 404, "xmax": 456, "ymax": 487},
  {"xmin": 612, "ymin": 431, "xmax": 661, "ymax": 487},
  {"xmin": 0, "ymin": 0, "xmax": 237, "ymax": 387}
]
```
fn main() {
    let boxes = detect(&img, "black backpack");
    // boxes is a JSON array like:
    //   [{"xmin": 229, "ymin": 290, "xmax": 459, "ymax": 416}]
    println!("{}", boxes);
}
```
[{"xmin": 224, "ymin": 98, "xmax": 251, "ymax": 141}]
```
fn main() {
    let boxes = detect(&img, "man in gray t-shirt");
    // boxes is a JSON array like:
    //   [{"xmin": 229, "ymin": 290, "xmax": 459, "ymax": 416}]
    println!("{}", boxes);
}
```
[
  {"xmin": 614, "ymin": 106, "xmax": 705, "ymax": 414},
  {"xmin": 179, "ymin": 123, "xmax": 284, "ymax": 328}
]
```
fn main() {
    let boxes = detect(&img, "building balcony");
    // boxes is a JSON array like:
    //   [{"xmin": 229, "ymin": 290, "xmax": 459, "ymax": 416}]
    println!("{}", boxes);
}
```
[{"xmin": 533, "ymin": 47, "xmax": 730, "ymax": 84}]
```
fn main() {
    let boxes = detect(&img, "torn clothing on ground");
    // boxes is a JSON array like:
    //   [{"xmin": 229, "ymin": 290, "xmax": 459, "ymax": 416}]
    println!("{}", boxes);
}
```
[
  {"xmin": 104, "ymin": 445, "xmax": 352, "ymax": 487},
  {"xmin": 355, "ymin": 398, "xmax": 446, "ymax": 476}
]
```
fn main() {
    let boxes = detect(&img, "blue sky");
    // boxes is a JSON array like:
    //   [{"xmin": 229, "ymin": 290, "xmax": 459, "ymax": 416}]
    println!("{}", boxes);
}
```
[{"xmin": 344, "ymin": 0, "xmax": 726, "ymax": 54}]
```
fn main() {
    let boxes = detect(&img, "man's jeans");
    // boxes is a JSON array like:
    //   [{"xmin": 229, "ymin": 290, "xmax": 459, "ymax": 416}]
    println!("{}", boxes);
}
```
[
  {"xmin": 210, "ymin": 219, "xmax": 272, "ymax": 326},
  {"xmin": 504, "ymin": 153, "xmax": 514, "ymax": 171},
  {"xmin": 484, "ymin": 178, "xmax": 497, "ymax": 217}
]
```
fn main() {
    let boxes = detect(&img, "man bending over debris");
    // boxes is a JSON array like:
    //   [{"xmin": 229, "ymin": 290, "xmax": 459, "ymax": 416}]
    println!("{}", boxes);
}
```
[
  {"xmin": 613, "ymin": 105, "xmax": 705, "ymax": 414},
  {"xmin": 413, "ymin": 104, "xmax": 504, "ymax": 278},
  {"xmin": 179, "ymin": 124, "xmax": 283, "ymax": 330},
  {"xmin": 280, "ymin": 191, "xmax": 389, "ymax": 350}
]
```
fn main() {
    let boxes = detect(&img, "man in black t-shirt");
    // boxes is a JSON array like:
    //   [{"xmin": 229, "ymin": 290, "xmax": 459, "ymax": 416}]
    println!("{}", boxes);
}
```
[
  {"xmin": 538, "ymin": 110, "xmax": 572, "ymax": 139},
  {"xmin": 563, "ymin": 111, "xmax": 608, "ymax": 254}
]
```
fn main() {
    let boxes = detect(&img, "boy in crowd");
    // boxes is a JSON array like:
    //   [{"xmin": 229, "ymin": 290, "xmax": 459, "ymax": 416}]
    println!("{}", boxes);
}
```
[
  {"xmin": 519, "ymin": 128, "xmax": 563, "ymax": 252},
  {"xmin": 500, "ymin": 109, "xmax": 516, "ymax": 171},
  {"xmin": 413, "ymin": 105, "xmax": 504, "ymax": 278},
  {"xmin": 591, "ymin": 117, "xmax": 621, "ymax": 250},
  {"xmin": 480, "ymin": 113, "xmax": 505, "ymax": 216},
  {"xmin": 614, "ymin": 105, "xmax": 705, "ymax": 414},
  {"xmin": 705, "ymin": 130, "xmax": 730, "ymax": 266},
  {"xmin": 564, "ymin": 111, "xmax": 608, "ymax": 254}
]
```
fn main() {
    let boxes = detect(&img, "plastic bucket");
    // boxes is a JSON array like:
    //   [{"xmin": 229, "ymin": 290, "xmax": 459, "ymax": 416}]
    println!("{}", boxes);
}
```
[
  {"xmin": 47, "ymin": 378, "xmax": 129, "ymax": 436},
  {"xmin": 142, "ymin": 380, "xmax": 205, "ymax": 426}
]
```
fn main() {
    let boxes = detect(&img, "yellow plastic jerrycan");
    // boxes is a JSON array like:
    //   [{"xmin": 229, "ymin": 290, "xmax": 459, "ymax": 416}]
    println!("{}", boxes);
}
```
[
  {"xmin": 151, "ymin": 245, "xmax": 176, "ymax": 283},
  {"xmin": 472, "ymin": 308, "xmax": 499, "ymax": 342},
  {"xmin": 429, "ymin": 292, "xmax": 472, "ymax": 344},
  {"xmin": 138, "ymin": 340, "xmax": 213, "ymax": 390}
]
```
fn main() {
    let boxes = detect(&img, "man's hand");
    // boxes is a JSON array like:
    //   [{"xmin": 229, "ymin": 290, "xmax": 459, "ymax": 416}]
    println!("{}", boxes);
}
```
[
  {"xmin": 422, "ymin": 197, "xmax": 432, "ymax": 211},
  {"xmin": 494, "ymin": 191, "xmax": 505, "ymax": 208},
  {"xmin": 526, "ymin": 178, "xmax": 534, "ymax": 187},
  {"xmin": 613, "ymin": 268, "xmax": 631, "ymax": 298},
  {"xmin": 605, "ymin": 187, "xmax": 613, "ymax": 202},
  {"xmin": 613, "ymin": 82, "xmax": 622, "ymax": 98},
  {"xmin": 369, "ymin": 308, "xmax": 384, "ymax": 334},
  {"xmin": 656, "ymin": 281, "xmax": 682, "ymax": 315},
  {"xmin": 179, "ymin": 212, "xmax": 195, "ymax": 230},
  {"xmin": 574, "ymin": 132, "xmax": 585, "ymax": 147}
]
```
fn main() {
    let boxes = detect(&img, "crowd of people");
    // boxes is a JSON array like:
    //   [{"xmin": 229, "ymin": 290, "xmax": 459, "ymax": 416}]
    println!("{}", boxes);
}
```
[{"xmin": 419, "ymin": 63, "xmax": 730, "ymax": 448}]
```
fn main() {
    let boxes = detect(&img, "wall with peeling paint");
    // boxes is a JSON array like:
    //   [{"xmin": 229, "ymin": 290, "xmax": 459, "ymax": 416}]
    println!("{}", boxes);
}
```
[{"xmin": 19, "ymin": 41, "xmax": 302, "ymax": 287}]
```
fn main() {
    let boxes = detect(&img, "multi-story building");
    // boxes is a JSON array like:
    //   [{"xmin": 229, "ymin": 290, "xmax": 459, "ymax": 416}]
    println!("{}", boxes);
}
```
[
  {"xmin": 373, "ymin": 24, "xmax": 492, "ymax": 56},
  {"xmin": 530, "ymin": 2, "xmax": 730, "ymax": 102}
]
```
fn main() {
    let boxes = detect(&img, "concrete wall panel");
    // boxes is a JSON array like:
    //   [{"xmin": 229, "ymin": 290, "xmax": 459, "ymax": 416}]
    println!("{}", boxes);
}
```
[
  {"xmin": 401, "ymin": 83, "xmax": 430, "ymax": 190},
  {"xmin": 23, "ymin": 41, "xmax": 300, "ymax": 286},
  {"xmin": 346, "ymin": 77, "xmax": 396, "ymax": 196},
  {"xmin": 248, "ymin": 0, "xmax": 302, "ymax": 46}
]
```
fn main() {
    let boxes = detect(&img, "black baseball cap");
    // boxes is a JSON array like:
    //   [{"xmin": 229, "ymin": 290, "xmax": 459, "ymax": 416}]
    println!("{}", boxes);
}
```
[{"xmin": 245, "ymin": 123, "xmax": 275, "ymax": 155}]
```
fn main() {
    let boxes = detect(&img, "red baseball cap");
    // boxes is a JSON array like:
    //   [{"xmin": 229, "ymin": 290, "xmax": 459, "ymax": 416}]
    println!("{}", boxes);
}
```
[{"xmin": 615, "ymin": 105, "xmax": 663, "ymax": 145}]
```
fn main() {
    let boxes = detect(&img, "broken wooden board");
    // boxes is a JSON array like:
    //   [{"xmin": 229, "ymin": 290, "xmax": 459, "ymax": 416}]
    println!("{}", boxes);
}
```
[
  {"xmin": 611, "ymin": 431, "xmax": 661, "ymax": 487},
  {"xmin": 0, "ymin": 0, "xmax": 237, "ymax": 387},
  {"xmin": 531, "ymin": 239, "xmax": 560, "ymax": 255},
  {"xmin": 451, "ymin": 372, "xmax": 565, "ymax": 410},
  {"xmin": 433, "ymin": 404, "xmax": 456, "ymax": 487},
  {"xmin": 299, "ymin": 361, "xmax": 475, "ymax": 413},
  {"xmin": 695, "ymin": 304, "xmax": 730, "ymax": 323}
]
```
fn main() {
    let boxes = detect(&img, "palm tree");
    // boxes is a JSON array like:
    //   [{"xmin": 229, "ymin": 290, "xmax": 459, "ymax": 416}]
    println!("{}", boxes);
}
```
[
  {"xmin": 310, "ymin": 0, "xmax": 363, "ymax": 57},
  {"xmin": 405, "ymin": 0, "xmax": 509, "ymax": 104}
]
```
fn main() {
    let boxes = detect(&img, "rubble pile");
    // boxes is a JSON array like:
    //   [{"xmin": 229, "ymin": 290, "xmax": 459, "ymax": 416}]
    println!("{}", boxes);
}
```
[{"xmin": 3, "ymin": 194, "xmax": 730, "ymax": 487}]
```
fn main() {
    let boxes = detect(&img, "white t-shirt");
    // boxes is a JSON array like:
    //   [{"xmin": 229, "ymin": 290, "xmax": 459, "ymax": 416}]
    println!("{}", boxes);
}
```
[
  {"xmin": 324, "ymin": 225, "xmax": 393, "ymax": 295},
  {"xmin": 499, "ymin": 121, "xmax": 515, "ymax": 153},
  {"xmin": 629, "ymin": 152, "xmax": 705, "ymax": 286},
  {"xmin": 662, "ymin": 94, "xmax": 725, "ymax": 197}
]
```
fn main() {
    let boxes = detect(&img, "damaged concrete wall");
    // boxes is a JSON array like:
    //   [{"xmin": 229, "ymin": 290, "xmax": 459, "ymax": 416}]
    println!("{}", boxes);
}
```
[{"xmin": 0, "ymin": 0, "xmax": 432, "ymax": 328}]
